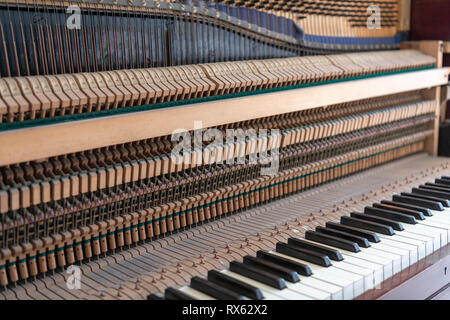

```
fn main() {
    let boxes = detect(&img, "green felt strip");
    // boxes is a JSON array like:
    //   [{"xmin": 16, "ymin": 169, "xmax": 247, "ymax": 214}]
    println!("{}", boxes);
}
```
[{"xmin": 0, "ymin": 67, "xmax": 433, "ymax": 133}]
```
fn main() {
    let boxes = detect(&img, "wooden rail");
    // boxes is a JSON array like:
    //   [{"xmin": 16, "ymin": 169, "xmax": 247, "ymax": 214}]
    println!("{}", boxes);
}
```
[{"xmin": 0, "ymin": 67, "xmax": 447, "ymax": 167}]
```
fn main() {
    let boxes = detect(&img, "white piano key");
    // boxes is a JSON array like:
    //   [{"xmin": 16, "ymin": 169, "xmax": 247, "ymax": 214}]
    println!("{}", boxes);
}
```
[
  {"xmin": 431, "ymin": 210, "xmax": 450, "ymax": 223},
  {"xmin": 294, "ymin": 238, "xmax": 393, "ymax": 281},
  {"xmin": 331, "ymin": 260, "xmax": 375, "ymax": 291},
  {"xmin": 372, "ymin": 237, "xmax": 418, "ymax": 264},
  {"xmin": 269, "ymin": 251, "xmax": 356, "ymax": 299},
  {"xmin": 179, "ymin": 286, "xmax": 216, "ymax": 300},
  {"xmin": 423, "ymin": 215, "xmax": 450, "ymax": 228},
  {"xmin": 378, "ymin": 233, "xmax": 426, "ymax": 260},
  {"xmin": 395, "ymin": 230, "xmax": 434, "ymax": 255},
  {"xmin": 401, "ymin": 224, "xmax": 441, "ymax": 251},
  {"xmin": 426, "ymin": 213, "xmax": 450, "ymax": 226},
  {"xmin": 297, "ymin": 275, "xmax": 344, "ymax": 300},
  {"xmin": 287, "ymin": 239, "xmax": 376, "ymax": 291},
  {"xmin": 283, "ymin": 280, "xmax": 331, "ymax": 300},
  {"xmin": 434, "ymin": 208, "xmax": 450, "ymax": 217},
  {"xmin": 394, "ymin": 229, "xmax": 434, "ymax": 247},
  {"xmin": 332, "ymin": 253, "xmax": 384, "ymax": 286},
  {"xmin": 368, "ymin": 243, "xmax": 409, "ymax": 271},
  {"xmin": 417, "ymin": 220, "xmax": 450, "ymax": 245},
  {"xmin": 427, "ymin": 211, "xmax": 450, "ymax": 223},
  {"xmin": 343, "ymin": 244, "xmax": 402, "ymax": 275}
]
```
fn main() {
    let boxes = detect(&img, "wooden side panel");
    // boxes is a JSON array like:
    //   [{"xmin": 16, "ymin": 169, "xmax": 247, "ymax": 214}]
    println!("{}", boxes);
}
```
[
  {"xmin": 401, "ymin": 41, "xmax": 444, "ymax": 156},
  {"xmin": 397, "ymin": 0, "xmax": 411, "ymax": 32}
]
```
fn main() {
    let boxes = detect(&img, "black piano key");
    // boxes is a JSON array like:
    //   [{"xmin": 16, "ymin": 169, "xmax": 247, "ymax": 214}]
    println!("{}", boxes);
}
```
[
  {"xmin": 420, "ymin": 184, "xmax": 450, "ymax": 192},
  {"xmin": 243, "ymin": 256, "xmax": 300, "ymax": 283},
  {"xmin": 315, "ymin": 226, "xmax": 371, "ymax": 248},
  {"xmin": 435, "ymin": 178, "xmax": 450, "ymax": 186},
  {"xmin": 276, "ymin": 242, "xmax": 332, "ymax": 267},
  {"xmin": 305, "ymin": 230, "xmax": 360, "ymax": 253},
  {"xmin": 350, "ymin": 212, "xmax": 404, "ymax": 231},
  {"xmin": 256, "ymin": 250, "xmax": 313, "ymax": 276},
  {"xmin": 364, "ymin": 206, "xmax": 417, "ymax": 224},
  {"xmin": 376, "ymin": 202, "xmax": 427, "ymax": 219},
  {"xmin": 287, "ymin": 237, "xmax": 343, "ymax": 261},
  {"xmin": 325, "ymin": 222, "xmax": 380, "ymax": 243},
  {"xmin": 401, "ymin": 192, "xmax": 450, "ymax": 207},
  {"xmin": 229, "ymin": 261, "xmax": 287, "ymax": 290},
  {"xmin": 410, "ymin": 189, "xmax": 450, "ymax": 204},
  {"xmin": 416, "ymin": 186, "xmax": 450, "ymax": 200},
  {"xmin": 424, "ymin": 182, "xmax": 450, "ymax": 190},
  {"xmin": 392, "ymin": 194, "xmax": 444, "ymax": 211},
  {"xmin": 190, "ymin": 276, "xmax": 246, "ymax": 300},
  {"xmin": 147, "ymin": 294, "xmax": 165, "ymax": 300},
  {"xmin": 165, "ymin": 287, "xmax": 197, "ymax": 300},
  {"xmin": 380, "ymin": 200, "xmax": 432, "ymax": 216},
  {"xmin": 208, "ymin": 270, "xmax": 264, "ymax": 300},
  {"xmin": 340, "ymin": 216, "xmax": 395, "ymax": 235}
]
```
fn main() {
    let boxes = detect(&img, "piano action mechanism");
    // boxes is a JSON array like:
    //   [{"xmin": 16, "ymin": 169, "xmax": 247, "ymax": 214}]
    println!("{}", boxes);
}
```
[{"xmin": 0, "ymin": 0, "xmax": 449, "ymax": 300}]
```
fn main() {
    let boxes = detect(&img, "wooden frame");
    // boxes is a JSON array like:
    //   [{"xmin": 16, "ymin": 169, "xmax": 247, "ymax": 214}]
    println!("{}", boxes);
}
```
[
  {"xmin": 444, "ymin": 41, "xmax": 450, "ymax": 54},
  {"xmin": 397, "ymin": 0, "xmax": 412, "ymax": 32},
  {"xmin": 0, "ymin": 66, "xmax": 448, "ymax": 167}
]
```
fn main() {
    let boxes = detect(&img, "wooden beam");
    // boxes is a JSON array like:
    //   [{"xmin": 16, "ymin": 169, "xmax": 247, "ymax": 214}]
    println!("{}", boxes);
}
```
[
  {"xmin": 444, "ymin": 41, "xmax": 450, "ymax": 54},
  {"xmin": 397, "ymin": 0, "xmax": 411, "ymax": 31},
  {"xmin": 0, "ymin": 67, "xmax": 448, "ymax": 167}
]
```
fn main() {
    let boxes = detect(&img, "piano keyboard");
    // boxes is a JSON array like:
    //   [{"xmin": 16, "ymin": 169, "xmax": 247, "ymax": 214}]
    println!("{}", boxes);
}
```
[
  {"xmin": 0, "ymin": 0, "xmax": 446, "ymax": 304},
  {"xmin": 150, "ymin": 175, "xmax": 450, "ymax": 300},
  {"xmin": 0, "ymin": 153, "xmax": 447, "ymax": 300}
]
